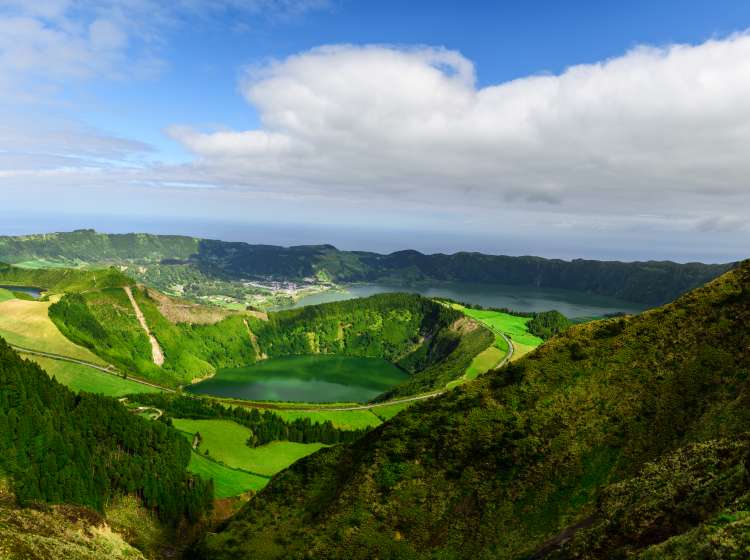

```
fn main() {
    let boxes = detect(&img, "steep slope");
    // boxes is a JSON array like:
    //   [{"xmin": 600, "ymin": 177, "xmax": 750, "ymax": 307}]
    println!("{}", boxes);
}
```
[
  {"xmin": 194, "ymin": 260, "xmax": 750, "ymax": 559},
  {"xmin": 0, "ymin": 230, "xmax": 731, "ymax": 305},
  {"xmin": 0, "ymin": 337, "xmax": 212, "ymax": 523}
]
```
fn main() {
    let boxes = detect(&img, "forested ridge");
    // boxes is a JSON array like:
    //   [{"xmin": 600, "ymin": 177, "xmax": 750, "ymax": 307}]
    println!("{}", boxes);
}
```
[
  {"xmin": 194, "ymin": 261, "xmax": 750, "ymax": 559},
  {"xmin": 0, "ymin": 230, "xmax": 732, "ymax": 305},
  {"xmin": 0, "ymin": 337, "xmax": 212, "ymax": 523}
]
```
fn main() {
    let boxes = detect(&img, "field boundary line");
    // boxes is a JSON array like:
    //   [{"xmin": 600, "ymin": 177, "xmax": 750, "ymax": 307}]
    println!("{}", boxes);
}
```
[{"xmin": 12, "ymin": 344, "xmax": 175, "ymax": 393}]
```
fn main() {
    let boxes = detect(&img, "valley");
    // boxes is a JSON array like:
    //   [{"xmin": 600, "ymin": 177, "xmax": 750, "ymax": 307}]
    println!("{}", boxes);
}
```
[{"xmin": 0, "ymin": 231, "xmax": 741, "ymax": 560}]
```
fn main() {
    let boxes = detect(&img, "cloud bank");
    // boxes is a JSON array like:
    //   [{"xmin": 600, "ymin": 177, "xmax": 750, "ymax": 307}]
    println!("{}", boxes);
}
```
[{"xmin": 171, "ymin": 37, "xmax": 750, "ymax": 219}]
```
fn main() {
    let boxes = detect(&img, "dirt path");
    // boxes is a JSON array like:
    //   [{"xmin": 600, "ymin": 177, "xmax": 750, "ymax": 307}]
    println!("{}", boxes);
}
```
[{"xmin": 123, "ymin": 286, "xmax": 164, "ymax": 366}]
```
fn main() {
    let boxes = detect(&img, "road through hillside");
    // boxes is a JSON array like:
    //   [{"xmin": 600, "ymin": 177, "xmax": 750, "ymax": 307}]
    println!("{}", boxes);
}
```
[{"xmin": 123, "ymin": 286, "xmax": 165, "ymax": 366}]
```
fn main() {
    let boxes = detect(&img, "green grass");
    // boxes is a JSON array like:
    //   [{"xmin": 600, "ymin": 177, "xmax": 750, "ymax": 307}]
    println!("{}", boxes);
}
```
[
  {"xmin": 187, "ymin": 452, "xmax": 268, "ymax": 499},
  {"xmin": 371, "ymin": 401, "xmax": 413, "ymax": 421},
  {"xmin": 12, "ymin": 258, "xmax": 85, "ymax": 269},
  {"xmin": 264, "ymin": 408, "xmax": 382, "ymax": 430},
  {"xmin": 0, "ymin": 298, "xmax": 107, "ymax": 363},
  {"xmin": 29, "ymin": 356, "xmax": 161, "ymax": 397},
  {"xmin": 172, "ymin": 418, "xmax": 326, "ymax": 477},
  {"xmin": 0, "ymin": 288, "xmax": 13, "ymax": 302},
  {"xmin": 456, "ymin": 305, "xmax": 544, "ymax": 347}
]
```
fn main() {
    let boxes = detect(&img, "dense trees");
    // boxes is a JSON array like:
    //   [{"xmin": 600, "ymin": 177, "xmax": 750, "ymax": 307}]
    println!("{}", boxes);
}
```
[
  {"xmin": 132, "ymin": 394, "xmax": 369, "ymax": 446},
  {"xmin": 0, "ymin": 338, "xmax": 212, "ymax": 523}
]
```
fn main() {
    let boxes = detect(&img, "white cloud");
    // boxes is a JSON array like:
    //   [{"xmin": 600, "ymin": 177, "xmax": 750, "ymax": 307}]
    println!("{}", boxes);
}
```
[
  {"xmin": 0, "ymin": 0, "xmax": 331, "ymax": 96},
  {"xmin": 170, "ymin": 36, "xmax": 750, "ymax": 219}
]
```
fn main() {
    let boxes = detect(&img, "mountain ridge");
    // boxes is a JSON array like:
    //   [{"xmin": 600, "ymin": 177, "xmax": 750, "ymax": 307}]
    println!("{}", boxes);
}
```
[{"xmin": 0, "ymin": 230, "xmax": 733, "ymax": 305}]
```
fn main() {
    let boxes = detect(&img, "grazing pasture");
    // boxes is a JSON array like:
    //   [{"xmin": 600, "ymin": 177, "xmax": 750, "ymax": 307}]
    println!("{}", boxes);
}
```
[
  {"xmin": 460, "ymin": 307, "xmax": 544, "ymax": 347},
  {"xmin": 0, "ymin": 298, "xmax": 106, "ymax": 363},
  {"xmin": 371, "ymin": 401, "xmax": 413, "ymax": 421},
  {"xmin": 29, "ymin": 356, "xmax": 160, "ymax": 397},
  {"xmin": 187, "ymin": 452, "xmax": 268, "ymax": 498},
  {"xmin": 265, "ymin": 408, "xmax": 382, "ymax": 430},
  {"xmin": 173, "ymin": 418, "xmax": 326, "ymax": 477}
]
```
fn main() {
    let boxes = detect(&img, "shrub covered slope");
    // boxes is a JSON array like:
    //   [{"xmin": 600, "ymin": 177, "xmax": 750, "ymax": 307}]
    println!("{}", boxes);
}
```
[{"xmin": 194, "ymin": 261, "xmax": 750, "ymax": 559}]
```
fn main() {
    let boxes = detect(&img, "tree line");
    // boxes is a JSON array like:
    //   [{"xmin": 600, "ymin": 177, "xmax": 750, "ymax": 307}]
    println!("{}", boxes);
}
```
[{"xmin": 131, "ymin": 393, "xmax": 369, "ymax": 446}]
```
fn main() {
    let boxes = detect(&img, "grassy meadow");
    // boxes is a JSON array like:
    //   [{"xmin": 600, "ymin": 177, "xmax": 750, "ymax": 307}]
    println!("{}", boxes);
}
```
[
  {"xmin": 173, "ymin": 418, "xmax": 326, "ymax": 477},
  {"xmin": 460, "ymin": 307, "xmax": 544, "ymax": 347},
  {"xmin": 371, "ymin": 401, "xmax": 413, "ymax": 421},
  {"xmin": 0, "ymin": 298, "xmax": 106, "ymax": 363},
  {"xmin": 187, "ymin": 452, "xmax": 269, "ymax": 499},
  {"xmin": 264, "ymin": 408, "xmax": 382, "ymax": 430},
  {"xmin": 29, "ymin": 356, "xmax": 160, "ymax": 397}
]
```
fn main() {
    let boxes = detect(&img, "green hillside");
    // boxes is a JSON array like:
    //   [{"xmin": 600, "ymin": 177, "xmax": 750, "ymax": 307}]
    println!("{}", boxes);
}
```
[
  {"xmin": 0, "ymin": 261, "xmax": 133, "ymax": 293},
  {"xmin": 0, "ymin": 230, "xmax": 732, "ymax": 305},
  {"xmin": 50, "ymin": 290, "xmax": 493, "ymax": 396},
  {"xmin": 0, "ymin": 337, "xmax": 211, "ymax": 522},
  {"xmin": 194, "ymin": 261, "xmax": 750, "ymax": 559}
]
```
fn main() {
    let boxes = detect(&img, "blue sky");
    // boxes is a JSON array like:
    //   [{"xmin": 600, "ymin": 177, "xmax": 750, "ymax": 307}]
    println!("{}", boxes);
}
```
[{"xmin": 1, "ymin": 1, "xmax": 750, "ymax": 261}]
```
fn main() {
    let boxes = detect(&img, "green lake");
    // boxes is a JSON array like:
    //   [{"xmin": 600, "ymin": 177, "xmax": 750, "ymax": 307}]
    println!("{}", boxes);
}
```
[{"xmin": 186, "ymin": 355, "xmax": 408, "ymax": 403}]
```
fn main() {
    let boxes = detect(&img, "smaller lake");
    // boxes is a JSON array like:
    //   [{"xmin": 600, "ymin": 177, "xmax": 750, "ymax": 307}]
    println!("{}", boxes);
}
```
[
  {"xmin": 0, "ymin": 285, "xmax": 42, "ymax": 299},
  {"xmin": 280, "ymin": 282, "xmax": 645, "ymax": 318},
  {"xmin": 186, "ymin": 355, "xmax": 408, "ymax": 403}
]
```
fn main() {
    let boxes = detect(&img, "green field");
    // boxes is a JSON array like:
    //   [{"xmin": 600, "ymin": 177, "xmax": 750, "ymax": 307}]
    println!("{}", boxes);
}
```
[
  {"xmin": 371, "ymin": 401, "xmax": 413, "ymax": 421},
  {"xmin": 187, "ymin": 452, "xmax": 268, "ymax": 499},
  {"xmin": 265, "ymin": 408, "xmax": 382, "ymax": 430},
  {"xmin": 29, "ymin": 356, "xmax": 160, "ymax": 397},
  {"xmin": 0, "ymin": 298, "xmax": 107, "ymax": 363},
  {"xmin": 0, "ymin": 288, "xmax": 13, "ymax": 303},
  {"xmin": 457, "ymin": 306, "xmax": 544, "ymax": 347},
  {"xmin": 173, "ymin": 418, "xmax": 326, "ymax": 477}
]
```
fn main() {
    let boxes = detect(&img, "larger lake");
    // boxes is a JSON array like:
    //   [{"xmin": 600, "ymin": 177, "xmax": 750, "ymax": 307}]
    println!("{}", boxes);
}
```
[
  {"xmin": 186, "ymin": 355, "xmax": 409, "ymax": 403},
  {"xmin": 282, "ymin": 282, "xmax": 645, "ymax": 318}
]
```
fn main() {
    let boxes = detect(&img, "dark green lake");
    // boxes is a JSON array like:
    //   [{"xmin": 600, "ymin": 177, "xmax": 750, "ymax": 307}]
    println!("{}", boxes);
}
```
[{"xmin": 186, "ymin": 355, "xmax": 408, "ymax": 403}]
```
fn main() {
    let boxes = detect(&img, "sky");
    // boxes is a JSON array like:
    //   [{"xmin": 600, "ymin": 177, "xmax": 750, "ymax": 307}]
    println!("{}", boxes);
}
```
[{"xmin": 1, "ymin": 0, "xmax": 749, "ymax": 262}]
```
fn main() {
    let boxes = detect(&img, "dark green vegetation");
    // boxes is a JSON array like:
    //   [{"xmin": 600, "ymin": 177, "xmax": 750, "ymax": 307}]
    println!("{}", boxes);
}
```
[
  {"xmin": 187, "ymin": 355, "xmax": 409, "ymax": 402},
  {"xmin": 0, "ymin": 261, "xmax": 133, "ymax": 294},
  {"xmin": 132, "ymin": 393, "xmax": 370, "ymax": 446},
  {"xmin": 194, "ymin": 261, "xmax": 750, "ymax": 559},
  {"xmin": 0, "ymin": 230, "xmax": 732, "ymax": 305},
  {"xmin": 0, "ymin": 337, "xmax": 212, "ymax": 524},
  {"xmin": 51, "ymin": 290, "xmax": 492, "ymax": 397}
]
